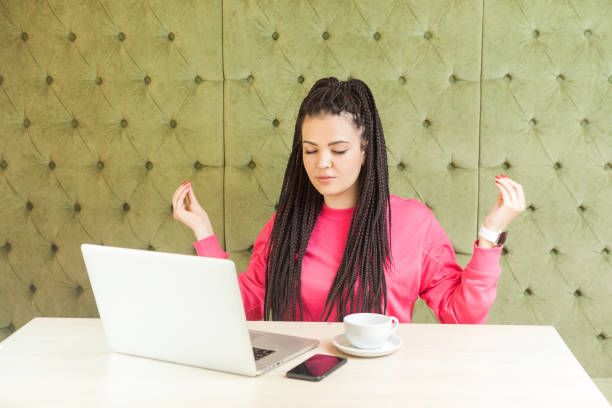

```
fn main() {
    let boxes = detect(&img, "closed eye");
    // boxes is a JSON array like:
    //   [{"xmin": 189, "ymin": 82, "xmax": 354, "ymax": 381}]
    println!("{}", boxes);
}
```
[{"xmin": 304, "ymin": 150, "xmax": 348, "ymax": 155}]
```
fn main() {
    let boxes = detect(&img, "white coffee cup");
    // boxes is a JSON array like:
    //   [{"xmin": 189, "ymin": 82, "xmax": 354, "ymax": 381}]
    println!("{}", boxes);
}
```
[{"xmin": 343, "ymin": 313, "xmax": 399, "ymax": 349}]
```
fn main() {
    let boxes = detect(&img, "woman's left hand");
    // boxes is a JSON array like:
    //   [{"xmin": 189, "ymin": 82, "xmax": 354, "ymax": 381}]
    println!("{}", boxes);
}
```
[{"xmin": 484, "ymin": 174, "xmax": 526, "ymax": 232}]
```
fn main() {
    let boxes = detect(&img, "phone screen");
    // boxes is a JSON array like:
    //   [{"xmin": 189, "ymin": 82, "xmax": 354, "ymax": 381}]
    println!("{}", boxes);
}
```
[{"xmin": 286, "ymin": 354, "xmax": 347, "ymax": 381}]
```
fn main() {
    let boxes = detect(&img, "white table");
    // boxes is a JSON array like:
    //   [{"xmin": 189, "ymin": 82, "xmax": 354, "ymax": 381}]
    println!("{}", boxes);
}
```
[{"xmin": 0, "ymin": 318, "xmax": 609, "ymax": 407}]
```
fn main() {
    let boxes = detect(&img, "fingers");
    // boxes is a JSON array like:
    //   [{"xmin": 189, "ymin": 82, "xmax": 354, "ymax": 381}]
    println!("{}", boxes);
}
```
[
  {"xmin": 501, "ymin": 176, "xmax": 526, "ymax": 209},
  {"xmin": 495, "ymin": 179, "xmax": 511, "ymax": 207},
  {"xmin": 495, "ymin": 175, "xmax": 525, "ymax": 211},
  {"xmin": 172, "ymin": 182, "xmax": 190, "ymax": 204},
  {"xmin": 495, "ymin": 176, "xmax": 517, "ymax": 203},
  {"xmin": 172, "ymin": 182, "xmax": 191, "ymax": 217},
  {"xmin": 186, "ymin": 186, "xmax": 199, "ymax": 206}
]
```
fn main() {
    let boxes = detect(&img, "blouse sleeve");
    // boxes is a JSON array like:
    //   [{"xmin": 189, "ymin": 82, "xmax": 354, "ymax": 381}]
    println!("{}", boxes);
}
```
[
  {"xmin": 418, "ymin": 211, "xmax": 503, "ymax": 324},
  {"xmin": 192, "ymin": 214, "xmax": 276, "ymax": 320}
]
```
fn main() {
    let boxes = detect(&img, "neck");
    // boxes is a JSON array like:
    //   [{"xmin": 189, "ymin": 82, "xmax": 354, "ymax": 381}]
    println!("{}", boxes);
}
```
[{"xmin": 323, "ymin": 185, "xmax": 359, "ymax": 209}]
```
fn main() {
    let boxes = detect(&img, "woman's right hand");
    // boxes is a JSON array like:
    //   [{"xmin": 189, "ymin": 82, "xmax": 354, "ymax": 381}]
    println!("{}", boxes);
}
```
[{"xmin": 172, "ymin": 181, "xmax": 214, "ymax": 240}]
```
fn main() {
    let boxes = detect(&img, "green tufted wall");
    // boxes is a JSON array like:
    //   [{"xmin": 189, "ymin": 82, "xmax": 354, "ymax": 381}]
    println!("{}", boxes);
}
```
[{"xmin": 0, "ymin": 0, "xmax": 610, "ymax": 392}]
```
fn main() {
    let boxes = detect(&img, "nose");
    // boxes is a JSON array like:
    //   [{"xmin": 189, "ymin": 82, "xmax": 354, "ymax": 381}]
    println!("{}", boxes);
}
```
[{"xmin": 316, "ymin": 152, "xmax": 332, "ymax": 169}]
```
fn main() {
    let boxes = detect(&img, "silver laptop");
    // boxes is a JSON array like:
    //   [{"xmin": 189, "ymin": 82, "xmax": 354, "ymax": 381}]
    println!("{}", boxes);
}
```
[{"xmin": 80, "ymin": 243, "xmax": 319, "ymax": 376}]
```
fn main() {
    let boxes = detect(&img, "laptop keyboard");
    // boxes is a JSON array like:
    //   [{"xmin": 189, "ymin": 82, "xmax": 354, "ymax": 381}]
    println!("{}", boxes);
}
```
[{"xmin": 252, "ymin": 347, "xmax": 275, "ymax": 361}]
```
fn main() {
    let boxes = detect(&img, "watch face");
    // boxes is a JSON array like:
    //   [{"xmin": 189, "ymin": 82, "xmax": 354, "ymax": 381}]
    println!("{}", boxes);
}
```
[{"xmin": 497, "ymin": 231, "xmax": 508, "ymax": 245}]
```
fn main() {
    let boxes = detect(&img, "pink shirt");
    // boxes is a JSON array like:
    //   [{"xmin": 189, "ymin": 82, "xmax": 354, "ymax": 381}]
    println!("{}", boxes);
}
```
[{"xmin": 193, "ymin": 195, "xmax": 503, "ymax": 323}]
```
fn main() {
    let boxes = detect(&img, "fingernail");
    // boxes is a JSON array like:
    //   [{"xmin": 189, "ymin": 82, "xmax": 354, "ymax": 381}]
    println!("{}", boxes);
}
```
[
  {"xmin": 495, "ymin": 175, "xmax": 501, "ymax": 179},
  {"xmin": 501, "ymin": 174, "xmax": 507, "ymax": 178},
  {"xmin": 182, "ymin": 181, "xmax": 188, "ymax": 185}
]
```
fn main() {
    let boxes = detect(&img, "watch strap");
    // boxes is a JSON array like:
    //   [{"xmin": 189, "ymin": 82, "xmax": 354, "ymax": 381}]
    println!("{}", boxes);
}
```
[{"xmin": 478, "ymin": 224, "xmax": 507, "ymax": 245}]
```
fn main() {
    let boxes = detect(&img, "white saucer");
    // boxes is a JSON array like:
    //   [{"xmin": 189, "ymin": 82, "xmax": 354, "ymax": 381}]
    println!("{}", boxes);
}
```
[{"xmin": 332, "ymin": 333, "xmax": 403, "ymax": 357}]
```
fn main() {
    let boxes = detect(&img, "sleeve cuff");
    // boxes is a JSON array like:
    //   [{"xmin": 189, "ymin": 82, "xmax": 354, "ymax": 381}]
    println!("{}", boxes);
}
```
[
  {"xmin": 467, "ymin": 239, "xmax": 503, "ymax": 273},
  {"xmin": 193, "ymin": 234, "xmax": 229, "ymax": 259}
]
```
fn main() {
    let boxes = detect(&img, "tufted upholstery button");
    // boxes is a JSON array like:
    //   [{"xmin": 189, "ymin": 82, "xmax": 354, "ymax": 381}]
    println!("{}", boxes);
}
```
[
  {"xmin": 0, "ymin": 159, "xmax": 7, "ymax": 170},
  {"xmin": 21, "ymin": 32, "xmax": 28, "ymax": 41},
  {"xmin": 194, "ymin": 75, "xmax": 204, "ymax": 84},
  {"xmin": 248, "ymin": 160, "xmax": 256, "ymax": 169},
  {"xmin": 580, "ymin": 118, "xmax": 589, "ymax": 127},
  {"xmin": 97, "ymin": 161, "xmax": 104, "ymax": 170},
  {"xmin": 75, "ymin": 285, "xmax": 83, "ymax": 296},
  {"xmin": 502, "ymin": 247, "xmax": 508, "ymax": 255},
  {"xmin": 597, "ymin": 332, "xmax": 607, "ymax": 341},
  {"xmin": 524, "ymin": 287, "xmax": 532, "ymax": 296},
  {"xmin": 550, "ymin": 247, "xmax": 559, "ymax": 255},
  {"xmin": 527, "ymin": 204, "xmax": 536, "ymax": 212},
  {"xmin": 71, "ymin": 119, "xmax": 79, "ymax": 128},
  {"xmin": 95, "ymin": 77, "xmax": 103, "ymax": 86},
  {"xmin": 423, "ymin": 30, "xmax": 432, "ymax": 40},
  {"xmin": 397, "ymin": 162, "xmax": 405, "ymax": 171},
  {"xmin": 168, "ymin": 32, "xmax": 175, "ymax": 41},
  {"xmin": 74, "ymin": 203, "xmax": 81, "ymax": 212},
  {"xmin": 23, "ymin": 118, "xmax": 31, "ymax": 128},
  {"xmin": 422, "ymin": 118, "xmax": 431, "ymax": 128},
  {"xmin": 604, "ymin": 162, "xmax": 611, "ymax": 171},
  {"xmin": 272, "ymin": 118, "xmax": 280, "ymax": 127},
  {"xmin": 297, "ymin": 75, "xmax": 304, "ymax": 84},
  {"xmin": 123, "ymin": 203, "xmax": 130, "ymax": 212},
  {"xmin": 448, "ymin": 74, "xmax": 457, "ymax": 84},
  {"xmin": 26, "ymin": 201, "xmax": 34, "ymax": 211},
  {"xmin": 30, "ymin": 283, "xmax": 36, "ymax": 294},
  {"xmin": 553, "ymin": 161, "xmax": 562, "ymax": 170},
  {"xmin": 0, "ymin": 75, "xmax": 3, "ymax": 85},
  {"xmin": 399, "ymin": 75, "xmax": 406, "ymax": 84},
  {"xmin": 46, "ymin": 75, "xmax": 53, "ymax": 85},
  {"xmin": 577, "ymin": 204, "xmax": 586, "ymax": 212},
  {"xmin": 146, "ymin": 161, "xmax": 153, "ymax": 170},
  {"xmin": 48, "ymin": 161, "xmax": 55, "ymax": 170},
  {"xmin": 556, "ymin": 74, "xmax": 565, "ymax": 83},
  {"xmin": 7, "ymin": 323, "xmax": 15, "ymax": 332},
  {"xmin": 603, "ymin": 247, "xmax": 610, "ymax": 255},
  {"xmin": 584, "ymin": 29, "xmax": 592, "ymax": 38},
  {"xmin": 447, "ymin": 162, "xmax": 456, "ymax": 171},
  {"xmin": 247, "ymin": 74, "xmax": 254, "ymax": 83},
  {"xmin": 169, "ymin": 119, "xmax": 177, "ymax": 128},
  {"xmin": 51, "ymin": 243, "xmax": 58, "ymax": 252},
  {"xmin": 144, "ymin": 75, "xmax": 151, "ymax": 85},
  {"xmin": 68, "ymin": 32, "xmax": 76, "ymax": 42},
  {"xmin": 529, "ymin": 118, "xmax": 537, "ymax": 126},
  {"xmin": 322, "ymin": 31, "xmax": 330, "ymax": 40},
  {"xmin": 373, "ymin": 32, "xmax": 381, "ymax": 41},
  {"xmin": 118, "ymin": 32, "xmax": 126, "ymax": 41},
  {"xmin": 501, "ymin": 161, "xmax": 510, "ymax": 170},
  {"xmin": 532, "ymin": 29, "xmax": 540, "ymax": 39},
  {"xmin": 148, "ymin": 244, "xmax": 155, "ymax": 251},
  {"xmin": 272, "ymin": 31, "xmax": 279, "ymax": 40},
  {"xmin": 248, "ymin": 244, "xmax": 254, "ymax": 252},
  {"xmin": 503, "ymin": 73, "xmax": 512, "ymax": 82},
  {"xmin": 120, "ymin": 119, "xmax": 128, "ymax": 128},
  {"xmin": 194, "ymin": 160, "xmax": 204, "ymax": 170},
  {"xmin": 4, "ymin": 242, "xmax": 11, "ymax": 252},
  {"xmin": 574, "ymin": 289, "xmax": 583, "ymax": 297}
]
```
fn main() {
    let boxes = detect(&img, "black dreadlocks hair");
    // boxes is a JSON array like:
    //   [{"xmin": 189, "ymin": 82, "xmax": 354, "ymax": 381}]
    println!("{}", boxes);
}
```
[{"xmin": 263, "ymin": 77, "xmax": 393, "ymax": 321}]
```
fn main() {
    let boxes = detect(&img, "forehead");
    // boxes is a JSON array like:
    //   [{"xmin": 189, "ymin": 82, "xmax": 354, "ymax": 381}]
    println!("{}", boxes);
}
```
[{"xmin": 301, "ymin": 112, "xmax": 363, "ymax": 143}]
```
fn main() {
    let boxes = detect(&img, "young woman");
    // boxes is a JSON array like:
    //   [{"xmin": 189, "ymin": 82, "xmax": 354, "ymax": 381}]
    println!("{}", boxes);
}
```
[{"xmin": 172, "ymin": 77, "xmax": 526, "ymax": 323}]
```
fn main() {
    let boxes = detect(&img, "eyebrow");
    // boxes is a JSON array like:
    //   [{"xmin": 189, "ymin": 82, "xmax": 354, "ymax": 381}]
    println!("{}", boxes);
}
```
[{"xmin": 302, "ymin": 140, "xmax": 350, "ymax": 146}]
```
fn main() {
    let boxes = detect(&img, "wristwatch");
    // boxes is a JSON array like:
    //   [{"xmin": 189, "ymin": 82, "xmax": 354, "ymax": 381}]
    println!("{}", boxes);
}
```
[{"xmin": 478, "ymin": 224, "xmax": 508, "ymax": 246}]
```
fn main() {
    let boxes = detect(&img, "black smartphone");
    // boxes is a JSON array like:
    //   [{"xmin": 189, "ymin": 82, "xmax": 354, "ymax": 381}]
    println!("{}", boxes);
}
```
[{"xmin": 286, "ymin": 354, "xmax": 347, "ymax": 382}]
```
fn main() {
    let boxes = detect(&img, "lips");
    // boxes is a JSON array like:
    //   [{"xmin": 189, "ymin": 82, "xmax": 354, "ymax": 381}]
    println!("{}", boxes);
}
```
[{"xmin": 317, "ymin": 176, "xmax": 335, "ymax": 181}]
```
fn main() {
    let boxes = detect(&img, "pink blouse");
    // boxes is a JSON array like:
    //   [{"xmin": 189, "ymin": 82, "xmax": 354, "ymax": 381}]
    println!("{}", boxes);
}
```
[{"xmin": 193, "ymin": 195, "xmax": 503, "ymax": 323}]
